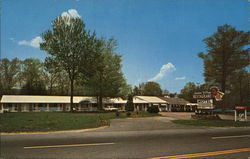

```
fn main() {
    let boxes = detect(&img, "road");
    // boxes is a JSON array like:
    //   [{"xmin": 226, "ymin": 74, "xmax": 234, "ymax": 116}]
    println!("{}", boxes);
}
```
[{"xmin": 1, "ymin": 117, "xmax": 250, "ymax": 159}]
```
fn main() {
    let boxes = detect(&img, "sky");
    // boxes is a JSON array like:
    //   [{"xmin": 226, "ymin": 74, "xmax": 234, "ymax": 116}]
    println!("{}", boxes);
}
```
[{"xmin": 1, "ymin": 0, "xmax": 249, "ymax": 93}]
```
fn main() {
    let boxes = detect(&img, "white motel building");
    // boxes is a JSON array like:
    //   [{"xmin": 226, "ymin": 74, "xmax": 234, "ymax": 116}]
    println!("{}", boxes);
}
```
[{"xmin": 0, "ymin": 95, "xmax": 196, "ymax": 112}]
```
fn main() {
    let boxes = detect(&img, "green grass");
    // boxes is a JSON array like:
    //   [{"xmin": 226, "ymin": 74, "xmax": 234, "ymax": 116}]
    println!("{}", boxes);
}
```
[
  {"xmin": 0, "ymin": 111, "xmax": 158, "ymax": 132},
  {"xmin": 172, "ymin": 119, "xmax": 250, "ymax": 127}
]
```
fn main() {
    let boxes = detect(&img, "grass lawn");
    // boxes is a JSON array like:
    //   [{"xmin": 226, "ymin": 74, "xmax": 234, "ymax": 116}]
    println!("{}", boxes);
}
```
[
  {"xmin": 173, "ymin": 119, "xmax": 250, "ymax": 127},
  {"xmin": 0, "ymin": 111, "xmax": 158, "ymax": 133}
]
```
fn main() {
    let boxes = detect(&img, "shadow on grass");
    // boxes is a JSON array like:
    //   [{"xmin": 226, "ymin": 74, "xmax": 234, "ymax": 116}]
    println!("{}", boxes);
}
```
[
  {"xmin": 0, "ymin": 111, "xmax": 159, "ymax": 132},
  {"xmin": 172, "ymin": 119, "xmax": 250, "ymax": 127}
]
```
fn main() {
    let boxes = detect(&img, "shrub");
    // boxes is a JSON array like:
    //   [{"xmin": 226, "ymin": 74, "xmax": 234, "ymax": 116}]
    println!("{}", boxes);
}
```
[
  {"xmin": 125, "ymin": 94, "xmax": 134, "ymax": 112},
  {"xmin": 126, "ymin": 112, "xmax": 131, "ymax": 116},
  {"xmin": 147, "ymin": 105, "xmax": 159, "ymax": 113},
  {"xmin": 115, "ymin": 111, "xmax": 120, "ymax": 117}
]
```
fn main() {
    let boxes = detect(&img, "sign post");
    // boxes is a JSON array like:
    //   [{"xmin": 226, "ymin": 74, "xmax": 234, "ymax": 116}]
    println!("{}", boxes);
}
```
[
  {"xmin": 235, "ymin": 106, "xmax": 247, "ymax": 122},
  {"xmin": 193, "ymin": 86, "xmax": 224, "ymax": 116}
]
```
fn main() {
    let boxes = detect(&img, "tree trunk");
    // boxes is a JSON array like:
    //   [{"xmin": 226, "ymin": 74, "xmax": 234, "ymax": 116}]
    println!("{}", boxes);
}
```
[
  {"xmin": 70, "ymin": 78, "xmax": 74, "ymax": 112},
  {"xmin": 98, "ymin": 95, "xmax": 103, "ymax": 110},
  {"xmin": 49, "ymin": 77, "xmax": 53, "ymax": 95},
  {"xmin": 221, "ymin": 55, "xmax": 227, "ymax": 113},
  {"xmin": 239, "ymin": 75, "xmax": 243, "ymax": 105},
  {"xmin": 221, "ymin": 79, "xmax": 226, "ymax": 113}
]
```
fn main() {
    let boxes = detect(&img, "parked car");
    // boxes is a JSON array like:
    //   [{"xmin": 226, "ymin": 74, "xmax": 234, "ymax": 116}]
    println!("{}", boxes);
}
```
[
  {"xmin": 0, "ymin": 108, "xmax": 10, "ymax": 113},
  {"xmin": 104, "ymin": 106, "xmax": 118, "ymax": 111}
]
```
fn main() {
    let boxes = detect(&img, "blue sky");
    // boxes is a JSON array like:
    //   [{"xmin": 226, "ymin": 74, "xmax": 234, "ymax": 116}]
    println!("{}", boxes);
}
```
[{"xmin": 1, "ymin": 0, "xmax": 249, "ymax": 93}]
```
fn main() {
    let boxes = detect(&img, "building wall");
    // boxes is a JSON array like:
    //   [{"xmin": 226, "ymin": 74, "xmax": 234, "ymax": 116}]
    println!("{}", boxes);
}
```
[{"xmin": 1, "ymin": 103, "xmax": 126, "ymax": 112}]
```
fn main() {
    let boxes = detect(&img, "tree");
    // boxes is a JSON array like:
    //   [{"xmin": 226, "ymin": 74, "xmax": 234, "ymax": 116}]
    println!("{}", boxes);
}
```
[
  {"xmin": 0, "ymin": 58, "xmax": 21, "ymax": 95},
  {"xmin": 162, "ymin": 89, "xmax": 170, "ymax": 96},
  {"xmin": 178, "ymin": 82, "xmax": 198, "ymax": 103},
  {"xmin": 141, "ymin": 81, "xmax": 162, "ymax": 96},
  {"xmin": 20, "ymin": 58, "xmax": 47, "ymax": 95},
  {"xmin": 125, "ymin": 94, "xmax": 134, "ymax": 112},
  {"xmin": 83, "ymin": 39, "xmax": 129, "ymax": 109},
  {"xmin": 43, "ymin": 59, "xmax": 70, "ymax": 95},
  {"xmin": 132, "ymin": 86, "xmax": 141, "ymax": 96},
  {"xmin": 40, "ymin": 14, "xmax": 101, "ymax": 111},
  {"xmin": 179, "ymin": 82, "xmax": 209, "ymax": 102},
  {"xmin": 198, "ymin": 24, "xmax": 249, "ymax": 111},
  {"xmin": 225, "ymin": 70, "xmax": 249, "ymax": 108},
  {"xmin": 198, "ymin": 24, "xmax": 249, "ymax": 93}
]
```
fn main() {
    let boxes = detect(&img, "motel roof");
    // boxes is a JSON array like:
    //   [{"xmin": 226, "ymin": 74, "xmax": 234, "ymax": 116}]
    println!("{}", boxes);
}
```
[
  {"xmin": 159, "ymin": 97, "xmax": 189, "ymax": 105},
  {"xmin": 0, "ymin": 95, "xmax": 168, "ymax": 105},
  {"xmin": 133, "ymin": 97, "xmax": 148, "ymax": 104},
  {"xmin": 0, "ymin": 95, "xmax": 126, "ymax": 104},
  {"xmin": 134, "ymin": 96, "xmax": 168, "ymax": 104}
]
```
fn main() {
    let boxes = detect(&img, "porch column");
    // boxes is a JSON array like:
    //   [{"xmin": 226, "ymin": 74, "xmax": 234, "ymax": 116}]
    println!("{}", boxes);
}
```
[
  {"xmin": 57, "ymin": 104, "xmax": 60, "ymax": 111},
  {"xmin": 234, "ymin": 110, "xmax": 237, "ymax": 122},
  {"xmin": 1, "ymin": 103, "xmax": 3, "ymax": 111},
  {"xmin": 245, "ymin": 110, "xmax": 247, "ymax": 121},
  {"xmin": 36, "ymin": 104, "xmax": 39, "ymax": 111},
  {"xmin": 46, "ymin": 104, "xmax": 50, "ymax": 111},
  {"xmin": 29, "ymin": 103, "xmax": 33, "ymax": 112}
]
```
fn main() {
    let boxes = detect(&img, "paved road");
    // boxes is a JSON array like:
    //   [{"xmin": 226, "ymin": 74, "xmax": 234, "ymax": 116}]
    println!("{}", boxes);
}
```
[{"xmin": 1, "ymin": 117, "xmax": 250, "ymax": 159}]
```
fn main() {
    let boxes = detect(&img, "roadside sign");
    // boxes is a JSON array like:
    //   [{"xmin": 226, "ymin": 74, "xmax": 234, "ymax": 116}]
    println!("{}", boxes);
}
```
[
  {"xmin": 193, "ymin": 92, "xmax": 212, "ymax": 99},
  {"xmin": 235, "ymin": 106, "xmax": 247, "ymax": 110},
  {"xmin": 235, "ymin": 106, "xmax": 247, "ymax": 122}
]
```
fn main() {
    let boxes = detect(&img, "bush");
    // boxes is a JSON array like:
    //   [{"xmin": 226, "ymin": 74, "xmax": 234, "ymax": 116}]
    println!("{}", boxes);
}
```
[
  {"xmin": 147, "ymin": 105, "xmax": 159, "ymax": 113},
  {"xmin": 126, "ymin": 112, "xmax": 131, "ymax": 116},
  {"xmin": 115, "ymin": 111, "xmax": 120, "ymax": 117},
  {"xmin": 125, "ymin": 94, "xmax": 134, "ymax": 112}
]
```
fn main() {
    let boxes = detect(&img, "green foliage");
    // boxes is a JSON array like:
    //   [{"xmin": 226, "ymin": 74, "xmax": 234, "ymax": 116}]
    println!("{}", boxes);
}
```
[
  {"xmin": 0, "ymin": 58, "xmax": 21, "ymax": 95},
  {"xmin": 133, "ymin": 86, "xmax": 142, "ymax": 96},
  {"xmin": 82, "ymin": 38, "xmax": 129, "ymax": 109},
  {"xmin": 125, "ymin": 94, "xmax": 134, "ymax": 112},
  {"xmin": 198, "ymin": 24, "xmax": 249, "ymax": 111},
  {"xmin": 20, "ymin": 58, "xmax": 47, "ymax": 95},
  {"xmin": 147, "ymin": 105, "xmax": 159, "ymax": 113},
  {"xmin": 224, "ymin": 70, "xmax": 250, "ymax": 109},
  {"xmin": 136, "ymin": 81, "xmax": 163, "ymax": 96},
  {"xmin": 126, "ymin": 112, "xmax": 131, "ymax": 116},
  {"xmin": 40, "ymin": 14, "xmax": 101, "ymax": 111},
  {"xmin": 179, "ymin": 82, "xmax": 210, "ymax": 102},
  {"xmin": 198, "ymin": 24, "xmax": 249, "ymax": 92}
]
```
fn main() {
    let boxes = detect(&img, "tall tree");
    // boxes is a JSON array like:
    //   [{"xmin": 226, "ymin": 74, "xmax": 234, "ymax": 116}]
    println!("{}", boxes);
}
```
[
  {"xmin": 83, "ymin": 39, "xmax": 129, "ymax": 109},
  {"xmin": 43, "ymin": 59, "xmax": 70, "ymax": 95},
  {"xmin": 20, "ymin": 58, "xmax": 47, "ymax": 95},
  {"xmin": 140, "ymin": 81, "xmax": 162, "ymax": 96},
  {"xmin": 226, "ymin": 70, "xmax": 249, "ymax": 108},
  {"xmin": 179, "ymin": 82, "xmax": 209, "ymax": 102},
  {"xmin": 198, "ymin": 24, "xmax": 249, "ymax": 93},
  {"xmin": 40, "ymin": 14, "xmax": 101, "ymax": 111},
  {"xmin": 0, "ymin": 58, "xmax": 21, "ymax": 95},
  {"xmin": 132, "ymin": 86, "xmax": 141, "ymax": 96},
  {"xmin": 179, "ymin": 82, "xmax": 198, "ymax": 103}
]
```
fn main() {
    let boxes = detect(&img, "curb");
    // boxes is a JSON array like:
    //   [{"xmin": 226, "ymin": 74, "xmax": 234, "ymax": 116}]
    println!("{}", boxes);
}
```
[{"xmin": 1, "ymin": 126, "xmax": 109, "ymax": 135}]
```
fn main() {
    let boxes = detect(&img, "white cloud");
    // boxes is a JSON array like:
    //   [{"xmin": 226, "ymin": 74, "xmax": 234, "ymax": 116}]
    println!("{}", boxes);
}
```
[
  {"xmin": 18, "ymin": 36, "xmax": 43, "ymax": 48},
  {"xmin": 61, "ymin": 9, "xmax": 81, "ymax": 19},
  {"xmin": 9, "ymin": 37, "xmax": 15, "ymax": 42},
  {"xmin": 175, "ymin": 76, "xmax": 186, "ymax": 80},
  {"xmin": 148, "ymin": 63, "xmax": 176, "ymax": 81}
]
